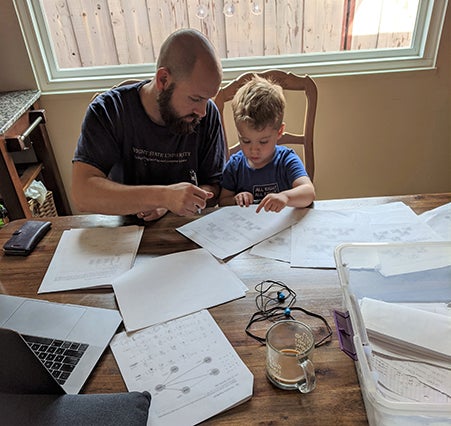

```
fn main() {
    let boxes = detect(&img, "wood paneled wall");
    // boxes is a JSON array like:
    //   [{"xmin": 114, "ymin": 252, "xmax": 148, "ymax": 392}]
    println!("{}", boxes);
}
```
[{"xmin": 41, "ymin": 0, "xmax": 414, "ymax": 68}]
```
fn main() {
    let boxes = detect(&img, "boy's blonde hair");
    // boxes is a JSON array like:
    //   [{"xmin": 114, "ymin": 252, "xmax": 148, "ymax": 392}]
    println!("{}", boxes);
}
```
[{"xmin": 231, "ymin": 75, "xmax": 285, "ymax": 131}]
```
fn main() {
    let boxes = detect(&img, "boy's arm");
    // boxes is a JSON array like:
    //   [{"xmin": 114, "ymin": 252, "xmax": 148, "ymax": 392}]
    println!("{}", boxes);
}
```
[
  {"xmin": 284, "ymin": 176, "xmax": 315, "ymax": 207},
  {"xmin": 219, "ymin": 187, "xmax": 237, "ymax": 206},
  {"xmin": 282, "ymin": 151, "xmax": 315, "ymax": 207},
  {"xmin": 256, "ymin": 176, "xmax": 315, "ymax": 213}
]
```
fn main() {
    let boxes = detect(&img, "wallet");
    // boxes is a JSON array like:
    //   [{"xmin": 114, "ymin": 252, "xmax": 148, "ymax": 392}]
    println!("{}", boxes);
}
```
[{"xmin": 3, "ymin": 221, "xmax": 51, "ymax": 256}]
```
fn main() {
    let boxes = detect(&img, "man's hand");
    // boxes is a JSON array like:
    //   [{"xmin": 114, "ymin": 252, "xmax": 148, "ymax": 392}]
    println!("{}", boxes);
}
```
[
  {"xmin": 165, "ymin": 183, "xmax": 214, "ymax": 216},
  {"xmin": 137, "ymin": 208, "xmax": 168, "ymax": 221}
]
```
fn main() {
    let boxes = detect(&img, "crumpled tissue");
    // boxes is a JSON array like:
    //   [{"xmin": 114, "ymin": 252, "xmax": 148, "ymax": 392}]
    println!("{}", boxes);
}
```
[{"xmin": 25, "ymin": 180, "xmax": 48, "ymax": 205}]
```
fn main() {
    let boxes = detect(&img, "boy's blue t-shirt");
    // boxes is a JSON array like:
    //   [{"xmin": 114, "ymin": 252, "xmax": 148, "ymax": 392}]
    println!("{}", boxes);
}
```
[
  {"xmin": 221, "ymin": 145, "xmax": 308, "ymax": 202},
  {"xmin": 74, "ymin": 80, "xmax": 225, "ymax": 186}
]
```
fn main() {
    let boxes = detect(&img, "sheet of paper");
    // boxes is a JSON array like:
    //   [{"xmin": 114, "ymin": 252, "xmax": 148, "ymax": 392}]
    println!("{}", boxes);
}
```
[
  {"xmin": 403, "ymin": 302, "xmax": 451, "ymax": 316},
  {"xmin": 357, "ymin": 201, "xmax": 420, "ymax": 221},
  {"xmin": 255, "ymin": 202, "xmax": 410, "ymax": 265},
  {"xmin": 369, "ymin": 339, "xmax": 451, "ymax": 371},
  {"xmin": 419, "ymin": 202, "xmax": 451, "ymax": 240},
  {"xmin": 291, "ymin": 202, "xmax": 445, "ymax": 269},
  {"xmin": 377, "ymin": 242, "xmax": 451, "ymax": 276},
  {"xmin": 372, "ymin": 353, "xmax": 451, "ymax": 403},
  {"xmin": 38, "ymin": 226, "xmax": 143, "ymax": 293},
  {"xmin": 112, "ymin": 248, "xmax": 248, "ymax": 332},
  {"xmin": 249, "ymin": 227, "xmax": 291, "ymax": 262},
  {"xmin": 291, "ymin": 209, "xmax": 371, "ymax": 268},
  {"xmin": 110, "ymin": 310, "xmax": 254, "ymax": 426},
  {"xmin": 176, "ymin": 205, "xmax": 305, "ymax": 259}
]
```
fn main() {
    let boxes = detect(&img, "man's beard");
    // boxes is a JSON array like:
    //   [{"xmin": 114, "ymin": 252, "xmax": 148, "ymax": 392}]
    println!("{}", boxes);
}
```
[{"xmin": 157, "ymin": 83, "xmax": 201, "ymax": 135}]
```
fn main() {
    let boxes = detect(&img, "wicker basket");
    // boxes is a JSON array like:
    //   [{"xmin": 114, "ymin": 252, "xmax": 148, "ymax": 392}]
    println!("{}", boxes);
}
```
[{"xmin": 28, "ymin": 191, "xmax": 58, "ymax": 217}]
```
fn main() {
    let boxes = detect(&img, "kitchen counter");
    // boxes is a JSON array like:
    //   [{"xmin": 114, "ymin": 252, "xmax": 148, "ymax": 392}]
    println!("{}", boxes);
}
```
[{"xmin": 0, "ymin": 89, "xmax": 40, "ymax": 135}]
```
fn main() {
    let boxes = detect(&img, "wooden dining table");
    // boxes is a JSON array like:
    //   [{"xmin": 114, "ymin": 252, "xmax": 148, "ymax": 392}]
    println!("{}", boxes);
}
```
[{"xmin": 0, "ymin": 192, "xmax": 449, "ymax": 425}]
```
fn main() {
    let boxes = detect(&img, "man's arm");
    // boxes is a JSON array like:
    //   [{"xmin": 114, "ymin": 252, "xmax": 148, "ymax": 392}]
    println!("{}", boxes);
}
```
[{"xmin": 72, "ymin": 162, "xmax": 213, "ymax": 216}]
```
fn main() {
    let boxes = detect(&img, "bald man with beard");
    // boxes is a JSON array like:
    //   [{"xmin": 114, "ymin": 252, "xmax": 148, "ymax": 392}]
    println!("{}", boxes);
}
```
[{"xmin": 72, "ymin": 29, "xmax": 225, "ymax": 221}]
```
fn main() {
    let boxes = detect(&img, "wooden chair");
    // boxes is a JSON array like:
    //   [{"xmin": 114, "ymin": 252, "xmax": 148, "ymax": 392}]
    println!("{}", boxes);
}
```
[
  {"xmin": 90, "ymin": 79, "xmax": 141, "ymax": 102},
  {"xmin": 214, "ymin": 70, "xmax": 318, "ymax": 181}
]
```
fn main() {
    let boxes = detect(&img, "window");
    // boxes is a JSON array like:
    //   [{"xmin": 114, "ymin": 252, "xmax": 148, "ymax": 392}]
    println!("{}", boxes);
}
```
[{"xmin": 13, "ymin": 0, "xmax": 448, "ymax": 94}]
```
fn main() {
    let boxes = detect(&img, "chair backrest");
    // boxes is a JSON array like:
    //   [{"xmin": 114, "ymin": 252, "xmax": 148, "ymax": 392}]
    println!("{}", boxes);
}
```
[
  {"xmin": 214, "ymin": 70, "xmax": 317, "ymax": 181},
  {"xmin": 90, "ymin": 79, "xmax": 141, "ymax": 102}
]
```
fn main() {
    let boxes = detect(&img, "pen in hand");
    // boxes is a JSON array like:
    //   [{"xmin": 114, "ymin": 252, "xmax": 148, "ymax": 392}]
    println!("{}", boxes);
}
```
[{"xmin": 189, "ymin": 169, "xmax": 202, "ymax": 214}]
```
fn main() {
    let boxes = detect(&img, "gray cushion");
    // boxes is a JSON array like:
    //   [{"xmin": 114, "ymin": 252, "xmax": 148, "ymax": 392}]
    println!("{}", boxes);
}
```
[{"xmin": 0, "ymin": 391, "xmax": 151, "ymax": 426}]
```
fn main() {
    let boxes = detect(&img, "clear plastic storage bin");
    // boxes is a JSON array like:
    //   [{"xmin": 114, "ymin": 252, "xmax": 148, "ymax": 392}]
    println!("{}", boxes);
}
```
[{"xmin": 334, "ymin": 241, "xmax": 451, "ymax": 426}]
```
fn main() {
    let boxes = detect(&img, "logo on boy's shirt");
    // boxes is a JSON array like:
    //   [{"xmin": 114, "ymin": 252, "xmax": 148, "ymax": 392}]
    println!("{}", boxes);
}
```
[{"xmin": 253, "ymin": 183, "xmax": 279, "ymax": 201}]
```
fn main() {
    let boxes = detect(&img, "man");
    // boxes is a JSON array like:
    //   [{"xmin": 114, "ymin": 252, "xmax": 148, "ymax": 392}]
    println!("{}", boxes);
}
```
[{"xmin": 72, "ymin": 29, "xmax": 225, "ymax": 221}]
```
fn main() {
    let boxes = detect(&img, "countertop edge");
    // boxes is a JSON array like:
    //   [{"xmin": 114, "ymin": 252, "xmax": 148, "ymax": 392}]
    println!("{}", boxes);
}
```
[{"xmin": 0, "ymin": 89, "xmax": 41, "ymax": 135}]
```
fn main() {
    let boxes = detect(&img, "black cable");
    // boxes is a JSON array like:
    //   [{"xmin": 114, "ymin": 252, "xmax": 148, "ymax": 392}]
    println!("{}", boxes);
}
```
[
  {"xmin": 254, "ymin": 279, "xmax": 296, "ymax": 312},
  {"xmin": 245, "ymin": 280, "xmax": 333, "ymax": 347}
]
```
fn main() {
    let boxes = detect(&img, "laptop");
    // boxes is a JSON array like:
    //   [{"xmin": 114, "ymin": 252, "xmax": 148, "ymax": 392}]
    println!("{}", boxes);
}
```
[{"xmin": 0, "ymin": 294, "xmax": 122, "ymax": 394}]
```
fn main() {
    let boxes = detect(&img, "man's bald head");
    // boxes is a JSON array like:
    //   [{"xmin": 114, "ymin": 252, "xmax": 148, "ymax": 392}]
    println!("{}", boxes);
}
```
[{"xmin": 157, "ymin": 29, "xmax": 222, "ymax": 83}]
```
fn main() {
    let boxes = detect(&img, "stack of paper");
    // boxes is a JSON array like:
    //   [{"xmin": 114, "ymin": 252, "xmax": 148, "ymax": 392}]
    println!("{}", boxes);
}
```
[
  {"xmin": 360, "ymin": 297, "xmax": 451, "ymax": 365},
  {"xmin": 359, "ymin": 297, "xmax": 451, "ymax": 403}
]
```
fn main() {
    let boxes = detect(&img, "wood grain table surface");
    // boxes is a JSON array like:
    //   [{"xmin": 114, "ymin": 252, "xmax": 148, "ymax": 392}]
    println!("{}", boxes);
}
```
[{"xmin": 1, "ymin": 193, "xmax": 449, "ymax": 425}]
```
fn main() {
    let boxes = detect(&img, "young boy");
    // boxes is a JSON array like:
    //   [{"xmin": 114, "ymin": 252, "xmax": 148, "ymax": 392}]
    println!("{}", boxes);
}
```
[{"xmin": 219, "ymin": 75, "xmax": 315, "ymax": 213}]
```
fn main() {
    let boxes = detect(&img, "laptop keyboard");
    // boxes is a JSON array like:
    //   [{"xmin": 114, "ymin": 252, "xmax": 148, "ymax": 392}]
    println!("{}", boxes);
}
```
[{"xmin": 22, "ymin": 334, "xmax": 89, "ymax": 385}]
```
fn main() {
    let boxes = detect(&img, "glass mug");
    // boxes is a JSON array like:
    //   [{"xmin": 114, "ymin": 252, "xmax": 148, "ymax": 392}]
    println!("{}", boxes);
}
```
[{"xmin": 265, "ymin": 320, "xmax": 316, "ymax": 393}]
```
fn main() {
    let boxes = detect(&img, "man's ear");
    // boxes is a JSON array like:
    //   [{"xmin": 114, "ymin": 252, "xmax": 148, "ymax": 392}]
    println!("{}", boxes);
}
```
[{"xmin": 155, "ymin": 67, "xmax": 171, "ymax": 91}]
